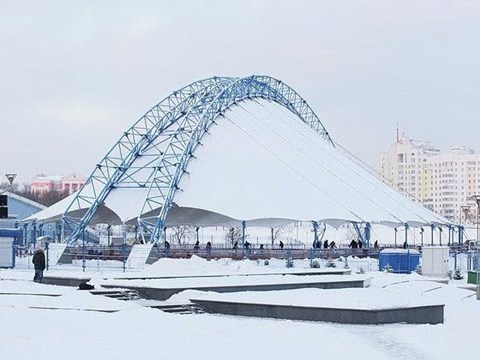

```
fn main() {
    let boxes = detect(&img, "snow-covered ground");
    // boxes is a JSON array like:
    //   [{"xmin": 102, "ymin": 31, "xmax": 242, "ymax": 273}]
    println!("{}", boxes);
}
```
[{"xmin": 1, "ymin": 256, "xmax": 479, "ymax": 359}]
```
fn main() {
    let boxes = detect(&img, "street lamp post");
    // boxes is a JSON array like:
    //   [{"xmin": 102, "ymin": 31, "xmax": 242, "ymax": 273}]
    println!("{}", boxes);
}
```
[
  {"xmin": 461, "ymin": 205, "xmax": 471, "ymax": 247},
  {"xmin": 461, "ymin": 205, "xmax": 471, "ymax": 227},
  {"xmin": 471, "ymin": 195, "xmax": 480, "ymax": 301},
  {"xmin": 5, "ymin": 173, "xmax": 17, "ymax": 189},
  {"xmin": 1, "ymin": 173, "xmax": 17, "ymax": 194}
]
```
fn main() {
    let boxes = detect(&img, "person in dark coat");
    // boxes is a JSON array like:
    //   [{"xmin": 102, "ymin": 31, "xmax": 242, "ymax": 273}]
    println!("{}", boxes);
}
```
[
  {"xmin": 32, "ymin": 248, "xmax": 46, "ymax": 283},
  {"xmin": 374, "ymin": 240, "xmax": 379, "ymax": 251},
  {"xmin": 323, "ymin": 239, "xmax": 329, "ymax": 249},
  {"xmin": 403, "ymin": 240, "xmax": 408, "ymax": 249},
  {"xmin": 193, "ymin": 240, "xmax": 200, "ymax": 252},
  {"xmin": 329, "ymin": 241, "xmax": 337, "ymax": 249},
  {"xmin": 205, "ymin": 241, "xmax": 212, "ymax": 256},
  {"xmin": 279, "ymin": 240, "xmax": 284, "ymax": 250},
  {"xmin": 358, "ymin": 239, "xmax": 363, "ymax": 249},
  {"xmin": 164, "ymin": 240, "xmax": 170, "ymax": 257},
  {"xmin": 349, "ymin": 239, "xmax": 358, "ymax": 249}
]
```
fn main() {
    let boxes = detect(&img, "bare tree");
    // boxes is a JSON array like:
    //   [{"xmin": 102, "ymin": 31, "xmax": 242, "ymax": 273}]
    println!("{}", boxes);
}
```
[
  {"xmin": 169, "ymin": 225, "xmax": 196, "ymax": 246},
  {"xmin": 271, "ymin": 226, "xmax": 285, "ymax": 241},
  {"xmin": 268, "ymin": 226, "xmax": 285, "ymax": 247},
  {"xmin": 225, "ymin": 227, "xmax": 242, "ymax": 246},
  {"xmin": 37, "ymin": 189, "xmax": 69, "ymax": 207},
  {"xmin": 1, "ymin": 182, "xmax": 69, "ymax": 206}
]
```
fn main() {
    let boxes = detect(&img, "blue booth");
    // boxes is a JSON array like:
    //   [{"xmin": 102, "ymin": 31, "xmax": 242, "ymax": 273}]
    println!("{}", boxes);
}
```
[
  {"xmin": 0, "ymin": 228, "xmax": 23, "ymax": 246},
  {"xmin": 379, "ymin": 249, "xmax": 420, "ymax": 274}
]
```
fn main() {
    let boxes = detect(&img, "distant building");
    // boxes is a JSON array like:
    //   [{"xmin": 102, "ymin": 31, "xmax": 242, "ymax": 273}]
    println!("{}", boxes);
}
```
[
  {"xmin": 0, "ymin": 191, "xmax": 46, "ymax": 228},
  {"xmin": 30, "ymin": 173, "xmax": 86, "ymax": 196},
  {"xmin": 378, "ymin": 131, "xmax": 480, "ymax": 223},
  {"xmin": 377, "ymin": 130, "xmax": 440, "ymax": 203}
]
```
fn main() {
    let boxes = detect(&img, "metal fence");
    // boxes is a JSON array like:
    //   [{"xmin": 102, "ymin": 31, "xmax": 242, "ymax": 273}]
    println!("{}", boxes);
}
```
[
  {"xmin": 12, "ymin": 243, "xmax": 383, "ymax": 272},
  {"xmin": 13, "ymin": 242, "xmax": 476, "ymax": 272}
]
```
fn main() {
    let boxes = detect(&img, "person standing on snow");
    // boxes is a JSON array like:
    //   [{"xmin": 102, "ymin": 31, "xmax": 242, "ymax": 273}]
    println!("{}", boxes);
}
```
[{"xmin": 32, "ymin": 248, "xmax": 46, "ymax": 283}]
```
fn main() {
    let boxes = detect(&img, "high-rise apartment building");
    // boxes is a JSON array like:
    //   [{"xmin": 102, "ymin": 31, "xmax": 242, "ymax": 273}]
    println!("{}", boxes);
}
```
[{"xmin": 378, "ymin": 131, "xmax": 480, "ymax": 223}]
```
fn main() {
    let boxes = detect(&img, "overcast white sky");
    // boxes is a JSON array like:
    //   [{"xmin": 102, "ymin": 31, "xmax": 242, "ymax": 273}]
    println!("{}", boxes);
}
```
[{"xmin": 1, "ymin": 0, "xmax": 479, "ymax": 184}]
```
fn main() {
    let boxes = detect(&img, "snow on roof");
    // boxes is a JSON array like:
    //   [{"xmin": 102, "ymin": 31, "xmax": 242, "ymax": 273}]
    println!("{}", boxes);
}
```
[
  {"xmin": 173, "ymin": 99, "xmax": 449, "ymax": 226},
  {"xmin": 3, "ymin": 191, "xmax": 46, "ymax": 210},
  {"xmin": 33, "ymin": 175, "xmax": 63, "ymax": 182},
  {"xmin": 24, "ymin": 99, "xmax": 452, "ymax": 228},
  {"xmin": 23, "ymin": 194, "xmax": 71, "ymax": 222},
  {"xmin": 61, "ymin": 173, "xmax": 87, "ymax": 181},
  {"xmin": 379, "ymin": 249, "xmax": 420, "ymax": 255}
]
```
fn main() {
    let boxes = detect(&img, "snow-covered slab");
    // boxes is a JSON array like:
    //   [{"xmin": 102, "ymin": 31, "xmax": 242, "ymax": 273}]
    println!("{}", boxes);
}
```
[
  {"xmin": 103, "ymin": 274, "xmax": 367, "ymax": 290},
  {"xmin": 0, "ymin": 282, "xmax": 141, "ymax": 312},
  {"xmin": 113, "ymin": 267, "xmax": 351, "ymax": 280},
  {"xmin": 27, "ymin": 306, "xmax": 120, "ymax": 313},
  {"xmin": 101, "ymin": 274, "xmax": 368, "ymax": 301},
  {"xmin": 181, "ymin": 287, "xmax": 441, "ymax": 310},
  {"xmin": 0, "ymin": 291, "xmax": 62, "ymax": 297},
  {"xmin": 42, "ymin": 275, "xmax": 92, "ymax": 287},
  {"xmin": 47, "ymin": 243, "xmax": 68, "ymax": 266},
  {"xmin": 190, "ymin": 297, "xmax": 444, "ymax": 325},
  {"xmin": 180, "ymin": 287, "xmax": 445, "ymax": 325},
  {"xmin": 0, "ymin": 279, "xmax": 71, "ymax": 294},
  {"xmin": 126, "ymin": 244, "xmax": 154, "ymax": 269}
]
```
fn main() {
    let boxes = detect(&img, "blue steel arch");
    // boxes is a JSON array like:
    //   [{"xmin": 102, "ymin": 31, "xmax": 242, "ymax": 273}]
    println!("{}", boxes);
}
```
[
  {"xmin": 62, "ymin": 77, "xmax": 235, "ymax": 242},
  {"xmin": 63, "ymin": 75, "xmax": 333, "ymax": 244}
]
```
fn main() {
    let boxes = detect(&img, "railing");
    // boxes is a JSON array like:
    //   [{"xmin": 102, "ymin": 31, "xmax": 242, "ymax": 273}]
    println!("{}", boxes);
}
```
[
  {"xmin": 15, "ymin": 242, "xmax": 476, "ymax": 272},
  {"xmin": 13, "ymin": 243, "xmax": 383, "ymax": 272}
]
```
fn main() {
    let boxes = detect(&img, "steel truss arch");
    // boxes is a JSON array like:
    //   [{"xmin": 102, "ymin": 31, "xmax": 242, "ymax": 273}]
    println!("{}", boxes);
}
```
[
  {"xmin": 137, "ymin": 75, "xmax": 333, "ymax": 242},
  {"xmin": 62, "ymin": 75, "xmax": 333, "ymax": 244},
  {"xmin": 62, "ymin": 77, "xmax": 234, "ymax": 243}
]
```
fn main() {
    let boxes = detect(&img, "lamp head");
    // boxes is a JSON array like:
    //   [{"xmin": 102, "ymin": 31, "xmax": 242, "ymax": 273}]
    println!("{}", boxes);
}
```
[
  {"xmin": 472, "ymin": 194, "xmax": 480, "ymax": 205},
  {"xmin": 4, "ymin": 173, "xmax": 16, "ymax": 186}
]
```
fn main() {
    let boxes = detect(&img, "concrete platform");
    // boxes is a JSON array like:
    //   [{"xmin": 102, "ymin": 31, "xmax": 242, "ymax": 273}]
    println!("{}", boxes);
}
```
[
  {"xmin": 28, "ymin": 306, "xmax": 119, "ymax": 313},
  {"xmin": 42, "ymin": 276, "xmax": 91, "ymax": 287},
  {"xmin": 0, "ymin": 292, "xmax": 61, "ymax": 297},
  {"xmin": 190, "ymin": 298, "xmax": 444, "ymax": 325},
  {"xmin": 113, "ymin": 269, "xmax": 351, "ymax": 281},
  {"xmin": 103, "ymin": 277, "xmax": 367, "ymax": 301}
]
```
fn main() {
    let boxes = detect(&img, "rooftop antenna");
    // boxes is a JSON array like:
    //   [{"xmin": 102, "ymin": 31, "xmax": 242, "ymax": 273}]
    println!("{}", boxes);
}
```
[{"xmin": 396, "ymin": 122, "xmax": 400, "ymax": 143}]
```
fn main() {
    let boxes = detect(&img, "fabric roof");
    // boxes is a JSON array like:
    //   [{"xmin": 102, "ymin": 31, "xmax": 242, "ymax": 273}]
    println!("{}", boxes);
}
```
[{"xmin": 25, "ymin": 99, "xmax": 451, "ymax": 228}]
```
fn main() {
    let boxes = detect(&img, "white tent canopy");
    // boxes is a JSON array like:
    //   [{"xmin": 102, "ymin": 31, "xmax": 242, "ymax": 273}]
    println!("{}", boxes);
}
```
[{"xmin": 25, "ymin": 99, "xmax": 451, "ymax": 229}]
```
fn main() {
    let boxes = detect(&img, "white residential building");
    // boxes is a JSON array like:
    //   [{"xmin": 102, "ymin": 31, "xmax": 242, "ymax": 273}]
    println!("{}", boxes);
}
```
[
  {"xmin": 377, "ymin": 130, "xmax": 440, "ymax": 203},
  {"xmin": 378, "ymin": 131, "xmax": 480, "ymax": 223}
]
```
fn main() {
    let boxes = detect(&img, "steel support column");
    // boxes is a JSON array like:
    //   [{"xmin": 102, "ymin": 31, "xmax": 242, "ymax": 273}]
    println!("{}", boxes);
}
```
[
  {"xmin": 404, "ymin": 223, "xmax": 409, "ymax": 248},
  {"xmin": 430, "ymin": 224, "xmax": 435, "ymax": 246},
  {"xmin": 241, "ymin": 221, "xmax": 246, "ymax": 249},
  {"xmin": 458, "ymin": 225, "xmax": 464, "ymax": 245},
  {"xmin": 312, "ymin": 221, "xmax": 319, "ymax": 247},
  {"xmin": 365, "ymin": 222, "xmax": 371, "ymax": 249}
]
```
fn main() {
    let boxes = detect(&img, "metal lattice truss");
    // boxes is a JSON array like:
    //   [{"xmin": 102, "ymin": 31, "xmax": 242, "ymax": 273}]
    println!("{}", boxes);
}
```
[{"xmin": 63, "ymin": 75, "xmax": 333, "ymax": 243}]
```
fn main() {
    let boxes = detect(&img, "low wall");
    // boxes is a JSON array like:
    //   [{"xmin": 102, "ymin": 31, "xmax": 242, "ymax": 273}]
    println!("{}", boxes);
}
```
[
  {"xmin": 113, "ymin": 269, "xmax": 352, "ymax": 281},
  {"xmin": 42, "ymin": 276, "xmax": 91, "ymax": 287},
  {"xmin": 190, "ymin": 299, "xmax": 444, "ymax": 325},
  {"xmin": 103, "ymin": 279, "xmax": 365, "ymax": 301}
]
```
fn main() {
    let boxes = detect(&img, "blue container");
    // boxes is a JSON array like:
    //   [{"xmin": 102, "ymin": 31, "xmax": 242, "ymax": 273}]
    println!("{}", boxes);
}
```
[
  {"xmin": 0, "ymin": 228, "xmax": 23, "ymax": 246},
  {"xmin": 379, "ymin": 249, "xmax": 420, "ymax": 274}
]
